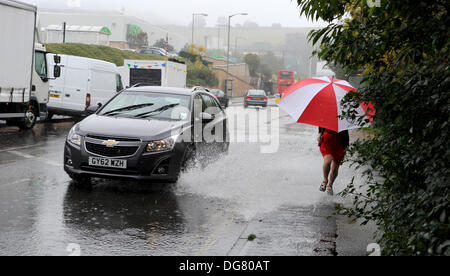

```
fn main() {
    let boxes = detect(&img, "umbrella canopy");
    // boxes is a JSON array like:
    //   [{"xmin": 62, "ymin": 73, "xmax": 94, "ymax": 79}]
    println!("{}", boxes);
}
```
[{"xmin": 278, "ymin": 77, "xmax": 374, "ymax": 132}]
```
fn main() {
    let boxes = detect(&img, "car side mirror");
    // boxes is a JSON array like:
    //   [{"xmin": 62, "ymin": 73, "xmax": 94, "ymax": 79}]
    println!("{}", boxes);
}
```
[
  {"xmin": 53, "ymin": 65, "xmax": 61, "ymax": 78},
  {"xmin": 196, "ymin": 112, "xmax": 214, "ymax": 123},
  {"xmin": 85, "ymin": 104, "xmax": 101, "ymax": 115},
  {"xmin": 54, "ymin": 55, "xmax": 61, "ymax": 64}
]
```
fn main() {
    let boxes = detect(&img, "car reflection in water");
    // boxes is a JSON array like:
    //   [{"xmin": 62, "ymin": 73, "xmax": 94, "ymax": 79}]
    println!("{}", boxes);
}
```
[{"xmin": 62, "ymin": 181, "xmax": 221, "ymax": 255}]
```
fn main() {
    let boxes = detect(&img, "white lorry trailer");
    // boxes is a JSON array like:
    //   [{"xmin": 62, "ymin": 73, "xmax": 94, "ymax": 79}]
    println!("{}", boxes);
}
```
[
  {"xmin": 118, "ymin": 59, "xmax": 187, "ymax": 89},
  {"xmin": 0, "ymin": 0, "xmax": 60, "ymax": 129}
]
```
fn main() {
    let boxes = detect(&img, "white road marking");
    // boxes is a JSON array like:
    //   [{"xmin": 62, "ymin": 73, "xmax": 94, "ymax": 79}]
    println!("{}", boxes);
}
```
[
  {"xmin": 0, "ymin": 178, "xmax": 32, "ymax": 188},
  {"xmin": 0, "ymin": 139, "xmax": 62, "ymax": 153},
  {"xmin": 7, "ymin": 150, "xmax": 61, "ymax": 167}
]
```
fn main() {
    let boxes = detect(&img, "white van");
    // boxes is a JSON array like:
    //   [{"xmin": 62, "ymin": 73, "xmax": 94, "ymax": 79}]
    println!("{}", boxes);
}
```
[{"xmin": 47, "ymin": 54, "xmax": 123, "ymax": 118}]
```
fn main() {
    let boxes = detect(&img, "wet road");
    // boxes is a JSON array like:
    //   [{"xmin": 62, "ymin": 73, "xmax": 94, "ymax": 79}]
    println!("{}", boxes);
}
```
[{"xmin": 0, "ymin": 105, "xmax": 374, "ymax": 256}]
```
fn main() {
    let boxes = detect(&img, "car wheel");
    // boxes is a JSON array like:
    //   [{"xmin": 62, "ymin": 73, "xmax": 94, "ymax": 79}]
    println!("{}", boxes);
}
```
[
  {"xmin": 181, "ymin": 144, "xmax": 196, "ymax": 172},
  {"xmin": 222, "ymin": 142, "xmax": 230, "ymax": 154},
  {"xmin": 17, "ymin": 107, "xmax": 37, "ymax": 130},
  {"xmin": 47, "ymin": 112, "xmax": 54, "ymax": 121}
]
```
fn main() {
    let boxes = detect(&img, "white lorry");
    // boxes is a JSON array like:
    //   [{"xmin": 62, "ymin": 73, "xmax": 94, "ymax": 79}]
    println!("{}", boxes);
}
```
[
  {"xmin": 0, "ymin": 0, "xmax": 60, "ymax": 129},
  {"xmin": 47, "ymin": 54, "xmax": 123, "ymax": 118},
  {"xmin": 118, "ymin": 59, "xmax": 187, "ymax": 89}
]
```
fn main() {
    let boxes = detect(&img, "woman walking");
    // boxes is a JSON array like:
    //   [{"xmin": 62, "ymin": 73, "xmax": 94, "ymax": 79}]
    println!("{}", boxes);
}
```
[{"xmin": 318, "ymin": 127, "xmax": 350, "ymax": 195}]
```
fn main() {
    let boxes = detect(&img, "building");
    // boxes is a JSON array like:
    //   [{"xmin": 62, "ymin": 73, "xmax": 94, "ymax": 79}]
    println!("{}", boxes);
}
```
[
  {"xmin": 41, "ymin": 25, "xmax": 111, "ymax": 46},
  {"xmin": 204, "ymin": 56, "xmax": 255, "ymax": 97},
  {"xmin": 37, "ymin": 9, "xmax": 187, "ymax": 50}
]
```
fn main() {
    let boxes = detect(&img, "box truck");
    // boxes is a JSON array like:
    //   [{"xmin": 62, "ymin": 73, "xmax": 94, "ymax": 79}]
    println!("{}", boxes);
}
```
[
  {"xmin": 47, "ymin": 54, "xmax": 123, "ymax": 118},
  {"xmin": 118, "ymin": 59, "xmax": 187, "ymax": 89},
  {"xmin": 0, "ymin": 0, "xmax": 60, "ymax": 129}
]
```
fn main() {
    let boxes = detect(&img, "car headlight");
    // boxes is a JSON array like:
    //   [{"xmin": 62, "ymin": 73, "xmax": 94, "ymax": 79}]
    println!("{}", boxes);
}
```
[
  {"xmin": 68, "ymin": 126, "xmax": 82, "ymax": 147},
  {"xmin": 146, "ymin": 135, "xmax": 179, "ymax": 153}
]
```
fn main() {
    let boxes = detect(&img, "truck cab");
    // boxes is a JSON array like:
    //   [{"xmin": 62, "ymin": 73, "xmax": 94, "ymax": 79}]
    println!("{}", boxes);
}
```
[
  {"xmin": 9, "ymin": 43, "xmax": 58, "ymax": 129},
  {"xmin": 32, "ymin": 43, "xmax": 52, "ymax": 120}
]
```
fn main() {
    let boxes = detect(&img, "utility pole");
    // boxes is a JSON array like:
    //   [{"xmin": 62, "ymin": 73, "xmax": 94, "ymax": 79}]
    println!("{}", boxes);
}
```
[
  {"xmin": 226, "ymin": 13, "xmax": 247, "ymax": 97},
  {"xmin": 192, "ymin": 13, "xmax": 208, "ymax": 46},
  {"xmin": 62, "ymin": 22, "xmax": 66, "ymax": 43}
]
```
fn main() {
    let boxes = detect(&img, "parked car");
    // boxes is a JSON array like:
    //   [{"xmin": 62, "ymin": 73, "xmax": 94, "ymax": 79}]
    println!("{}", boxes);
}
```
[
  {"xmin": 47, "ymin": 54, "xmax": 123, "ymax": 118},
  {"xmin": 140, "ymin": 47, "xmax": 179, "ymax": 58},
  {"xmin": 64, "ymin": 86, "xmax": 229, "ymax": 186},
  {"xmin": 244, "ymin": 90, "xmax": 268, "ymax": 108},
  {"xmin": 210, "ymin": 89, "xmax": 229, "ymax": 108}
]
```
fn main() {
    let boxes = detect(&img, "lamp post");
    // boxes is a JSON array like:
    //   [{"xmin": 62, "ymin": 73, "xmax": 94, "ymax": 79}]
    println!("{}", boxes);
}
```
[
  {"xmin": 226, "ymin": 13, "xmax": 248, "ymax": 97},
  {"xmin": 192, "ymin": 13, "xmax": 208, "ymax": 46}
]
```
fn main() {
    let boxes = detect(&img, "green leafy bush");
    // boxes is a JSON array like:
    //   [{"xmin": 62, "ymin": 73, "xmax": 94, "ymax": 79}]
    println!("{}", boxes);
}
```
[{"xmin": 297, "ymin": 0, "xmax": 450, "ymax": 255}]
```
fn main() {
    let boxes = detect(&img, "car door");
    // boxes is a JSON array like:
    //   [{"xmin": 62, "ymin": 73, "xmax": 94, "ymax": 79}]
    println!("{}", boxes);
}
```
[
  {"xmin": 201, "ymin": 93, "xmax": 227, "ymax": 153},
  {"xmin": 90, "ymin": 69, "xmax": 116, "ymax": 107},
  {"xmin": 192, "ymin": 93, "xmax": 208, "ymax": 158},
  {"xmin": 48, "ymin": 55, "xmax": 66, "ymax": 110},
  {"xmin": 63, "ymin": 58, "xmax": 89, "ymax": 113}
]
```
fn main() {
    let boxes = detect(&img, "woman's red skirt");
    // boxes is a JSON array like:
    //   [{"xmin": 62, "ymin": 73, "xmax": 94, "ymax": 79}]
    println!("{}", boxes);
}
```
[{"xmin": 320, "ymin": 131, "xmax": 346, "ymax": 163}]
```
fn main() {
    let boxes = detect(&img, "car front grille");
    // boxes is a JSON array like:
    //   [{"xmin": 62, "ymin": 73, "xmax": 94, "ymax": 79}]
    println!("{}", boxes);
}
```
[
  {"xmin": 85, "ymin": 142, "xmax": 139, "ymax": 157},
  {"xmin": 86, "ymin": 135, "xmax": 141, "ymax": 142}
]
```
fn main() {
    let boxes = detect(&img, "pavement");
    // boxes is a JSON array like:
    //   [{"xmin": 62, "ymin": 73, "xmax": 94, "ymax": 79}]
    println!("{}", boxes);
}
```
[{"xmin": 0, "ymin": 104, "xmax": 376, "ymax": 256}]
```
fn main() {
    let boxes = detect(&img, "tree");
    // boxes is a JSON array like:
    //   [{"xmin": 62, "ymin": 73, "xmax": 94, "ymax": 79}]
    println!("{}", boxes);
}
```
[
  {"xmin": 297, "ymin": 0, "xmax": 450, "ymax": 256},
  {"xmin": 244, "ymin": 54, "xmax": 261, "ymax": 77},
  {"xmin": 259, "ymin": 63, "xmax": 273, "ymax": 79},
  {"xmin": 260, "ymin": 51, "xmax": 284, "ymax": 77},
  {"xmin": 152, "ymin": 38, "xmax": 175, "ymax": 52}
]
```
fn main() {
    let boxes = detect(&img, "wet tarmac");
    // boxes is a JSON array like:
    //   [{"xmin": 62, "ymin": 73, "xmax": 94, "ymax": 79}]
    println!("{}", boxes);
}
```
[{"xmin": 0, "ymin": 106, "xmax": 375, "ymax": 256}]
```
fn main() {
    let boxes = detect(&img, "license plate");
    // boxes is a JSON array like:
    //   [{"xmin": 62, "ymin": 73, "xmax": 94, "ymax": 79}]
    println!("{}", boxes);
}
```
[
  {"xmin": 88, "ymin": 157, "xmax": 127, "ymax": 169},
  {"xmin": 253, "ymin": 97, "xmax": 261, "ymax": 100},
  {"xmin": 50, "ymin": 94, "xmax": 60, "ymax": 98}
]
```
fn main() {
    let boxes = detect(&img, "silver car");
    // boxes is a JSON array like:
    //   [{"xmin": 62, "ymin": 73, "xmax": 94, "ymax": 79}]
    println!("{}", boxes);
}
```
[{"xmin": 244, "ymin": 90, "xmax": 268, "ymax": 108}]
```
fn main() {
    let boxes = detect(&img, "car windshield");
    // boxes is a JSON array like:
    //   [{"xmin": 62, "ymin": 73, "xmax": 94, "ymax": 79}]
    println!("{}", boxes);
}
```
[
  {"xmin": 248, "ymin": 90, "xmax": 266, "ymax": 96},
  {"xmin": 98, "ymin": 92, "xmax": 191, "ymax": 121},
  {"xmin": 211, "ymin": 90, "xmax": 225, "ymax": 97}
]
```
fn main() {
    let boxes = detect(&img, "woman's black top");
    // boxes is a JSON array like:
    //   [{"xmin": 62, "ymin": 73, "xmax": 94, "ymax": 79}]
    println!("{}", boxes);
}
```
[{"xmin": 318, "ymin": 127, "xmax": 350, "ymax": 149}]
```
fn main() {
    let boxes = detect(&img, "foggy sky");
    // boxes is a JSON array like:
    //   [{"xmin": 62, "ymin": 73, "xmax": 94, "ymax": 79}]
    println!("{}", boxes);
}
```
[{"xmin": 23, "ymin": 0, "xmax": 325, "ymax": 28}]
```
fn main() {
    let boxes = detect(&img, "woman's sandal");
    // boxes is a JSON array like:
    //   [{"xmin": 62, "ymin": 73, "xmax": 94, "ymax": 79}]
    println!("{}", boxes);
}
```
[
  {"xmin": 320, "ymin": 181, "xmax": 328, "ymax": 192},
  {"xmin": 327, "ymin": 185, "xmax": 334, "ymax": 196}
]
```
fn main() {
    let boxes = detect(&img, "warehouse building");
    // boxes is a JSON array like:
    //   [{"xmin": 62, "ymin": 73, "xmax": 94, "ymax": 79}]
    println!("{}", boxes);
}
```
[{"xmin": 37, "ymin": 9, "xmax": 187, "ymax": 50}]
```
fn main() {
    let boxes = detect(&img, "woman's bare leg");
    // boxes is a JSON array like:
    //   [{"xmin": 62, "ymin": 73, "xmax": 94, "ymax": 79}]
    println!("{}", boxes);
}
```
[
  {"xmin": 323, "ymin": 155, "xmax": 333, "ymax": 184},
  {"xmin": 329, "ymin": 159, "xmax": 340, "ymax": 189}
]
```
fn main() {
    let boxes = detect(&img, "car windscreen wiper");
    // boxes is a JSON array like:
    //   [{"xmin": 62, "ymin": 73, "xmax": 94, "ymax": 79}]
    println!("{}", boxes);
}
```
[
  {"xmin": 102, "ymin": 103, "xmax": 155, "ymax": 116},
  {"xmin": 134, "ymin": 103, "xmax": 180, "ymax": 118}
]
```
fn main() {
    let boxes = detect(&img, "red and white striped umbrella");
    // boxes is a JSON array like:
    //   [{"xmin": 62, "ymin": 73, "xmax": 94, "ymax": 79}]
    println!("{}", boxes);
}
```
[{"xmin": 278, "ymin": 77, "xmax": 374, "ymax": 132}]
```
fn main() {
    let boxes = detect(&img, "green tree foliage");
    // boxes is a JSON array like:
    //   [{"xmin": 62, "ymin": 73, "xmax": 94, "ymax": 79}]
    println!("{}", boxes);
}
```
[
  {"xmin": 297, "ymin": 0, "xmax": 450, "ymax": 255},
  {"xmin": 244, "ymin": 54, "xmax": 261, "ymax": 77},
  {"xmin": 152, "ymin": 38, "xmax": 175, "ymax": 52},
  {"xmin": 259, "ymin": 63, "xmax": 273, "ymax": 79}
]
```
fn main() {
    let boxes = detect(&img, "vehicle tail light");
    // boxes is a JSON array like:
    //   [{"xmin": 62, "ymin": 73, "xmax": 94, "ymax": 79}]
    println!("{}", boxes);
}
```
[
  {"xmin": 247, "ymin": 97, "xmax": 251, "ymax": 100},
  {"xmin": 264, "ymin": 97, "xmax": 268, "ymax": 101},
  {"xmin": 86, "ymin": 93, "xmax": 91, "ymax": 107}
]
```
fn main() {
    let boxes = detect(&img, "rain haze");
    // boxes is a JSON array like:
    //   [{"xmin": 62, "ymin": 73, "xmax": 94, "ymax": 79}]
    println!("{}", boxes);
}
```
[{"xmin": 23, "ymin": 0, "xmax": 325, "ymax": 27}]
